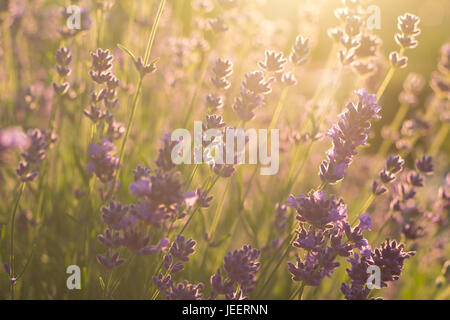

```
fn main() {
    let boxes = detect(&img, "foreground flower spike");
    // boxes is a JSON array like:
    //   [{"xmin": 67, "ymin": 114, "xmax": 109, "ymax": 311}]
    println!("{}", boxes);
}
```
[
  {"xmin": 211, "ymin": 245, "xmax": 260, "ymax": 298},
  {"xmin": 320, "ymin": 89, "xmax": 381, "ymax": 184}
]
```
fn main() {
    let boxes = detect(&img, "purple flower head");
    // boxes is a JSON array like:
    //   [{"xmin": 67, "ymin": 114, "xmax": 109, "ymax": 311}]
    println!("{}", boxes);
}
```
[
  {"xmin": 258, "ymin": 50, "xmax": 287, "ymax": 73},
  {"xmin": 341, "ymin": 281, "xmax": 370, "ymax": 300},
  {"xmin": 121, "ymin": 226, "xmax": 167, "ymax": 256},
  {"xmin": 223, "ymin": 245, "xmax": 260, "ymax": 292},
  {"xmin": 288, "ymin": 253, "xmax": 329, "ymax": 286},
  {"xmin": 169, "ymin": 235, "xmax": 197, "ymax": 262},
  {"xmin": 416, "ymin": 155, "xmax": 433, "ymax": 175},
  {"xmin": 133, "ymin": 165, "xmax": 151, "ymax": 181},
  {"xmin": 153, "ymin": 273, "xmax": 173, "ymax": 292},
  {"xmin": 211, "ymin": 268, "xmax": 235, "ymax": 297},
  {"xmin": 149, "ymin": 170, "xmax": 185, "ymax": 206},
  {"xmin": 156, "ymin": 133, "xmax": 179, "ymax": 171},
  {"xmin": 132, "ymin": 202, "xmax": 167, "ymax": 227},
  {"xmin": 290, "ymin": 35, "xmax": 310, "ymax": 66},
  {"xmin": 166, "ymin": 281, "xmax": 203, "ymax": 300},
  {"xmin": 87, "ymin": 139, "xmax": 119, "ymax": 183},
  {"xmin": 386, "ymin": 154, "xmax": 404, "ymax": 173},
  {"xmin": 96, "ymin": 250, "xmax": 124, "ymax": 269},
  {"xmin": 371, "ymin": 239, "xmax": 415, "ymax": 287},
  {"xmin": 129, "ymin": 177, "xmax": 152, "ymax": 197},
  {"xmin": 395, "ymin": 183, "xmax": 416, "ymax": 201},
  {"xmin": 358, "ymin": 213, "xmax": 372, "ymax": 231},
  {"xmin": 242, "ymin": 71, "xmax": 274, "ymax": 95},
  {"xmin": 372, "ymin": 180, "xmax": 387, "ymax": 195},
  {"xmin": 293, "ymin": 224, "xmax": 325, "ymax": 251},
  {"xmin": 407, "ymin": 171, "xmax": 424, "ymax": 187},
  {"xmin": 320, "ymin": 89, "xmax": 381, "ymax": 184},
  {"xmin": 97, "ymin": 228, "xmax": 122, "ymax": 248},
  {"xmin": 101, "ymin": 200, "xmax": 129, "ymax": 229},
  {"xmin": 211, "ymin": 58, "xmax": 233, "ymax": 90},
  {"xmin": 287, "ymin": 190, "xmax": 347, "ymax": 229},
  {"xmin": 196, "ymin": 188, "xmax": 213, "ymax": 208},
  {"xmin": 346, "ymin": 253, "xmax": 370, "ymax": 284},
  {"xmin": 342, "ymin": 222, "xmax": 369, "ymax": 250}
]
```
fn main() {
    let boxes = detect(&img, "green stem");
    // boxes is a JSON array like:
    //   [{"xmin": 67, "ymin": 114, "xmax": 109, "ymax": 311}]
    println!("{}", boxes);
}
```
[
  {"xmin": 376, "ymin": 48, "xmax": 404, "ymax": 101},
  {"xmin": 9, "ymin": 182, "xmax": 25, "ymax": 300},
  {"xmin": 108, "ymin": 0, "xmax": 166, "ymax": 198}
]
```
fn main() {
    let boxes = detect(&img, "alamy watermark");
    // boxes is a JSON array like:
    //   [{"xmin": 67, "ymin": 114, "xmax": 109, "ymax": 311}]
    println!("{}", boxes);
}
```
[
  {"xmin": 66, "ymin": 5, "xmax": 81, "ymax": 30},
  {"xmin": 66, "ymin": 265, "xmax": 81, "ymax": 290}
]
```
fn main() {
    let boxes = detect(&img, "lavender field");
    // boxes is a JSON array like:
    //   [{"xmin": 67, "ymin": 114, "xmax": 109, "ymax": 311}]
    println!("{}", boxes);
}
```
[{"xmin": 0, "ymin": 0, "xmax": 449, "ymax": 300}]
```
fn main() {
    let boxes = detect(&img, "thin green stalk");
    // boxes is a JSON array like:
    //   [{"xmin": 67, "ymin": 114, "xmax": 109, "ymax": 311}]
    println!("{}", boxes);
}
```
[
  {"xmin": 9, "ymin": 182, "xmax": 25, "ymax": 300},
  {"xmin": 376, "ymin": 48, "xmax": 404, "ymax": 100},
  {"xmin": 108, "ymin": 0, "xmax": 166, "ymax": 198}
]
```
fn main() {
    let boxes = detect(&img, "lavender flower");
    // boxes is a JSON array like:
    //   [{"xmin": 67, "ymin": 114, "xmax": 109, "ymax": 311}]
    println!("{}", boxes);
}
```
[
  {"xmin": 289, "ymin": 35, "xmax": 310, "ymax": 66},
  {"xmin": 320, "ymin": 89, "xmax": 381, "ymax": 184},
  {"xmin": 211, "ymin": 58, "xmax": 233, "ymax": 90},
  {"xmin": 166, "ymin": 281, "xmax": 204, "ymax": 300},
  {"xmin": 96, "ymin": 250, "xmax": 124, "ymax": 269},
  {"xmin": 212, "ymin": 245, "xmax": 260, "ymax": 297},
  {"xmin": 415, "ymin": 155, "xmax": 433, "ymax": 174},
  {"xmin": 169, "ymin": 235, "xmax": 196, "ymax": 262},
  {"xmin": 258, "ymin": 50, "xmax": 287, "ymax": 74},
  {"xmin": 287, "ymin": 190, "xmax": 347, "ymax": 229},
  {"xmin": 371, "ymin": 239, "xmax": 415, "ymax": 287},
  {"xmin": 86, "ymin": 139, "xmax": 119, "ymax": 183}
]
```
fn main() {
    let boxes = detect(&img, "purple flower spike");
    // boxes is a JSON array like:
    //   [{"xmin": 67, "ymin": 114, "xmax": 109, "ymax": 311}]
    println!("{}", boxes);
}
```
[
  {"xmin": 320, "ymin": 89, "xmax": 381, "ymax": 184},
  {"xmin": 166, "ymin": 281, "xmax": 204, "ymax": 300},
  {"xmin": 170, "ymin": 235, "xmax": 197, "ymax": 262},
  {"xmin": 223, "ymin": 245, "xmax": 260, "ymax": 292},
  {"xmin": 287, "ymin": 190, "xmax": 347, "ymax": 229},
  {"xmin": 358, "ymin": 213, "xmax": 372, "ymax": 231},
  {"xmin": 96, "ymin": 250, "xmax": 124, "ymax": 269},
  {"xmin": 416, "ymin": 155, "xmax": 433, "ymax": 175}
]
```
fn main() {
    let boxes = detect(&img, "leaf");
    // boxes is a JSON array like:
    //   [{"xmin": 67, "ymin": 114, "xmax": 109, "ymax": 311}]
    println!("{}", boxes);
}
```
[{"xmin": 117, "ymin": 44, "xmax": 137, "ymax": 63}]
